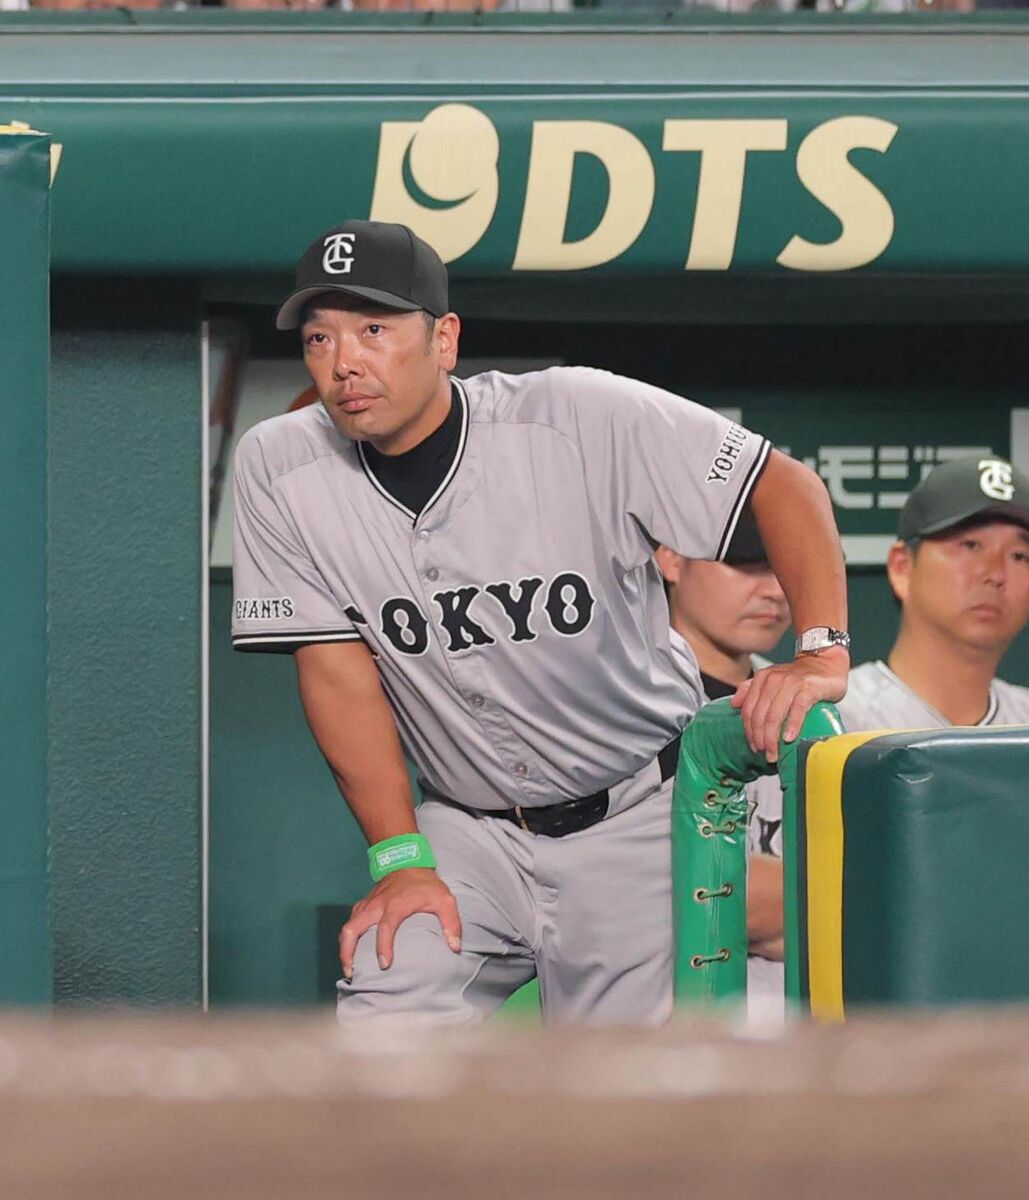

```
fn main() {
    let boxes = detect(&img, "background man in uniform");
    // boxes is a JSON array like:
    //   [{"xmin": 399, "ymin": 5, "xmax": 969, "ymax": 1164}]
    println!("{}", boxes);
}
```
[
  {"xmin": 232, "ymin": 218, "xmax": 849, "ymax": 1025},
  {"xmin": 840, "ymin": 456, "xmax": 1029, "ymax": 732},
  {"xmin": 656, "ymin": 515, "xmax": 792, "ymax": 1018}
]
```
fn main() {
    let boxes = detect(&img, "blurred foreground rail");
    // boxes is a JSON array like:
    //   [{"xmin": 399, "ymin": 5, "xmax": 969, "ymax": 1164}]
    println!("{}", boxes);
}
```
[{"xmin": 1, "ymin": 1009, "xmax": 1028, "ymax": 1198}]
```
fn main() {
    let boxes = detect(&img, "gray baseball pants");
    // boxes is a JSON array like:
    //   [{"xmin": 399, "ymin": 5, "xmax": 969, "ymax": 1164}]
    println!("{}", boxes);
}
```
[{"xmin": 336, "ymin": 776, "xmax": 674, "ymax": 1026}]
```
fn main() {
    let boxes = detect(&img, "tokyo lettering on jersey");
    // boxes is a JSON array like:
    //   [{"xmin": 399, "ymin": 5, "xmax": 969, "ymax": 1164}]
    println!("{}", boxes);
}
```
[
  {"xmin": 232, "ymin": 366, "xmax": 770, "ymax": 810},
  {"xmin": 839, "ymin": 660, "xmax": 1029, "ymax": 732}
]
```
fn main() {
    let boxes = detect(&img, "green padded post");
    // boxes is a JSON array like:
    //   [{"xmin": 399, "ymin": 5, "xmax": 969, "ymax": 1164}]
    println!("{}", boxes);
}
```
[
  {"xmin": 673, "ymin": 698, "xmax": 842, "ymax": 1008},
  {"xmin": 0, "ymin": 129, "xmax": 51, "ymax": 1004}
]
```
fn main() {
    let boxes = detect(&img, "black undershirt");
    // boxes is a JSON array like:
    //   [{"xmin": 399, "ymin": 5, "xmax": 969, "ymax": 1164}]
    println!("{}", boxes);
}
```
[
  {"xmin": 363, "ymin": 384, "xmax": 461, "ymax": 517},
  {"xmin": 700, "ymin": 669, "xmax": 751, "ymax": 701}
]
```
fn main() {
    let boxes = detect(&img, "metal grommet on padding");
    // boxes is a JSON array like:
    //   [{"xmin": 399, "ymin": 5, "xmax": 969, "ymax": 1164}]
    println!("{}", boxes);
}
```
[
  {"xmin": 689, "ymin": 948, "xmax": 731, "ymax": 969},
  {"xmin": 693, "ymin": 883, "xmax": 734, "ymax": 903},
  {"xmin": 700, "ymin": 820, "xmax": 737, "ymax": 837}
]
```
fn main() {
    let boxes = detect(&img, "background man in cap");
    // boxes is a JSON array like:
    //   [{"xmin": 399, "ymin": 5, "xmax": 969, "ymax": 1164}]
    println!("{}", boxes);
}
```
[
  {"xmin": 232, "ymin": 218, "xmax": 850, "ymax": 1025},
  {"xmin": 656, "ymin": 513, "xmax": 792, "ymax": 1017},
  {"xmin": 840, "ymin": 456, "xmax": 1029, "ymax": 732}
]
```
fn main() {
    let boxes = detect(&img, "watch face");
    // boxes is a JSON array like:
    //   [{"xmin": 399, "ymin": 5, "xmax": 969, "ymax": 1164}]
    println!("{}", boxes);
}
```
[{"xmin": 797, "ymin": 628, "xmax": 850, "ymax": 654}]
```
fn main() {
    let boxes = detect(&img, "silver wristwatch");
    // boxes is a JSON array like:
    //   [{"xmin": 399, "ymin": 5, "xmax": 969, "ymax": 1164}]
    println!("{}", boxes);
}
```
[{"xmin": 795, "ymin": 627, "xmax": 851, "ymax": 656}]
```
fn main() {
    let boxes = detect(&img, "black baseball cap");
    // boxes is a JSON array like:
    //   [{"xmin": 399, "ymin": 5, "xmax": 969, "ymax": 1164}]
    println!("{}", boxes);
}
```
[
  {"xmin": 898, "ymin": 455, "xmax": 1029, "ymax": 541},
  {"xmin": 276, "ymin": 220, "xmax": 449, "ymax": 330},
  {"xmin": 723, "ymin": 510, "xmax": 769, "ymax": 566}
]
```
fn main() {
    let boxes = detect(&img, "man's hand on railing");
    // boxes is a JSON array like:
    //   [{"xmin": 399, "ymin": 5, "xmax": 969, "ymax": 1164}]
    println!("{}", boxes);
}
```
[{"xmin": 731, "ymin": 644, "xmax": 849, "ymax": 763}]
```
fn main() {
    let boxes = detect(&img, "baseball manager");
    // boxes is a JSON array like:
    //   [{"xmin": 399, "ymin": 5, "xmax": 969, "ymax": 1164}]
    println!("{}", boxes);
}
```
[{"xmin": 232, "ymin": 220, "xmax": 849, "ymax": 1024}]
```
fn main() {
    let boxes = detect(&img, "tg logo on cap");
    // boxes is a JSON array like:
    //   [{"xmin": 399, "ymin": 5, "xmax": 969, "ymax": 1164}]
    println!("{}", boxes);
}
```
[
  {"xmin": 322, "ymin": 233, "xmax": 356, "ymax": 275},
  {"xmin": 979, "ymin": 458, "xmax": 1015, "ymax": 502}
]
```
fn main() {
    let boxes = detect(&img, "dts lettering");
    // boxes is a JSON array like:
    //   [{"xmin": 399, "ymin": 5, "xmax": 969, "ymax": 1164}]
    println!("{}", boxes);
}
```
[{"xmin": 371, "ymin": 103, "xmax": 899, "ymax": 273}]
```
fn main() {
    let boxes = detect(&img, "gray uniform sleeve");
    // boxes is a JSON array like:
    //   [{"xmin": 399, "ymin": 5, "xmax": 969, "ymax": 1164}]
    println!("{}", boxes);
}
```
[
  {"xmin": 231, "ymin": 428, "xmax": 360, "ymax": 654},
  {"xmin": 547, "ymin": 367, "xmax": 770, "ymax": 564}
]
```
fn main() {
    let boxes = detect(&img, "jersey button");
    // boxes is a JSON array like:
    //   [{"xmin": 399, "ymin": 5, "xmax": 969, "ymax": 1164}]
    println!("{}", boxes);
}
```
[
  {"xmin": 513, "ymin": 762, "xmax": 528, "ymax": 777},
  {"xmin": 426, "ymin": 567, "xmax": 440, "ymax": 582},
  {"xmin": 417, "ymin": 530, "xmax": 430, "ymax": 541},
  {"xmin": 470, "ymin": 694, "xmax": 485, "ymax": 708}
]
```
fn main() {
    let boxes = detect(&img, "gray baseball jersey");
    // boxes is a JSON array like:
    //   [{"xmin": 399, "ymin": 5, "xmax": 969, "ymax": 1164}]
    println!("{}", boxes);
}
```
[
  {"xmin": 233, "ymin": 366, "xmax": 770, "ymax": 811},
  {"xmin": 839, "ymin": 660, "xmax": 1029, "ymax": 732},
  {"xmin": 669, "ymin": 630, "xmax": 785, "ymax": 1014}
]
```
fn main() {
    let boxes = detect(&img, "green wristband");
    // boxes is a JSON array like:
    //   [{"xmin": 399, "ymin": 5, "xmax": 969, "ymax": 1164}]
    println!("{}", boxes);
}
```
[{"xmin": 368, "ymin": 833, "xmax": 437, "ymax": 882}]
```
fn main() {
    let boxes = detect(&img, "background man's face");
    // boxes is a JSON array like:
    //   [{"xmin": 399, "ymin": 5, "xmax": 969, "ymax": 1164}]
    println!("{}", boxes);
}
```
[
  {"xmin": 889, "ymin": 520, "xmax": 1029, "ymax": 653},
  {"xmin": 667, "ymin": 557, "xmax": 791, "ymax": 659}
]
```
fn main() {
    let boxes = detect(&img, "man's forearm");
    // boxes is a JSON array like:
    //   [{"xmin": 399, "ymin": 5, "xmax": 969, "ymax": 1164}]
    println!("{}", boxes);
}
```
[
  {"xmin": 750, "ymin": 449, "xmax": 848, "ymax": 637},
  {"xmin": 737, "ymin": 448, "xmax": 849, "ymax": 756},
  {"xmin": 327, "ymin": 753, "xmax": 417, "ymax": 847},
  {"xmin": 295, "ymin": 641, "xmax": 418, "ymax": 846},
  {"xmin": 295, "ymin": 643, "xmax": 462, "ymax": 977}
]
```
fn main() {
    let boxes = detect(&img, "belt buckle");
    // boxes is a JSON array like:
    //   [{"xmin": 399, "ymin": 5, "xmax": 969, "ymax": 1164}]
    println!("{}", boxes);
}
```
[{"xmin": 513, "ymin": 804, "xmax": 532, "ymax": 833}]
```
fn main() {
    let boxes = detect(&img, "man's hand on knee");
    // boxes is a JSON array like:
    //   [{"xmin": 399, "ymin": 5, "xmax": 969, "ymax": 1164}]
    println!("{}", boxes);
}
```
[{"xmin": 339, "ymin": 869, "xmax": 463, "ymax": 980}]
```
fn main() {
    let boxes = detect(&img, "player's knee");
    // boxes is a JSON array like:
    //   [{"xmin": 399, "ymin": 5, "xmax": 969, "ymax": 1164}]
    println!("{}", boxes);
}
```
[{"xmin": 336, "ymin": 913, "xmax": 479, "ymax": 1025}]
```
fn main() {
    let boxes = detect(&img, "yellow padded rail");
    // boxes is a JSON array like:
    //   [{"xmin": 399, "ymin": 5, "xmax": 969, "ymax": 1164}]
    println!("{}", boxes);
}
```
[{"xmin": 804, "ymin": 732, "xmax": 889, "ymax": 1022}]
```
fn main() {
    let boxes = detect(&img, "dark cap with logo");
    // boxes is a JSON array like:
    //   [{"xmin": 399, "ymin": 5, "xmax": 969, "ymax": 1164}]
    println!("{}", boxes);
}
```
[
  {"xmin": 898, "ymin": 455, "xmax": 1029, "ymax": 541},
  {"xmin": 276, "ymin": 220, "xmax": 449, "ymax": 331},
  {"xmin": 723, "ymin": 510, "xmax": 769, "ymax": 566}
]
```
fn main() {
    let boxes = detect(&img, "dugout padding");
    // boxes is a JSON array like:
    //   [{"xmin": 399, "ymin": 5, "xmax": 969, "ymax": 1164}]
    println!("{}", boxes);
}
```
[{"xmin": 789, "ymin": 727, "xmax": 1029, "ymax": 1018}]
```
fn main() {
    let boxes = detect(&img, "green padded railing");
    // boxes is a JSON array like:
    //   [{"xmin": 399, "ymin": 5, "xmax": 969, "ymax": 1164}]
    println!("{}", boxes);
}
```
[{"xmin": 673, "ymin": 697, "xmax": 843, "ymax": 1008}]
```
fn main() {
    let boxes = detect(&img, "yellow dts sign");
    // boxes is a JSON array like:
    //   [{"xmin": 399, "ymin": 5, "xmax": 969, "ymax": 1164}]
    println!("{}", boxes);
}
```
[{"xmin": 369, "ymin": 102, "xmax": 898, "ymax": 273}]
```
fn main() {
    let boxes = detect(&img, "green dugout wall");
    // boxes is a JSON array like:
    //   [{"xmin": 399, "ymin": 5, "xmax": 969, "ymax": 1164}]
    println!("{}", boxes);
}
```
[
  {"xmin": 0, "ymin": 127, "xmax": 51, "ymax": 1005},
  {"xmin": 4, "ymin": 11, "xmax": 1029, "ymax": 1005}
]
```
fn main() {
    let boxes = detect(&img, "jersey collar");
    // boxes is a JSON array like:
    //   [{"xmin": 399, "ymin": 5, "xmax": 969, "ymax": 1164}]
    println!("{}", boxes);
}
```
[
  {"xmin": 874, "ymin": 659, "xmax": 999, "ymax": 726},
  {"xmin": 355, "ymin": 378, "xmax": 470, "ymax": 525}
]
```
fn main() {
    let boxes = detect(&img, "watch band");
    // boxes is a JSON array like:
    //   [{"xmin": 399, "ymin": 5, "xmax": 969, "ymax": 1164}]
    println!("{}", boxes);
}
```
[{"xmin": 795, "ymin": 626, "xmax": 851, "ymax": 656}]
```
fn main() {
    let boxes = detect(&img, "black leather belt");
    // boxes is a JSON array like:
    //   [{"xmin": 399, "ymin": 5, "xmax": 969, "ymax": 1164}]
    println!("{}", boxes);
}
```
[{"xmin": 435, "ymin": 732, "xmax": 682, "ymax": 839}]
